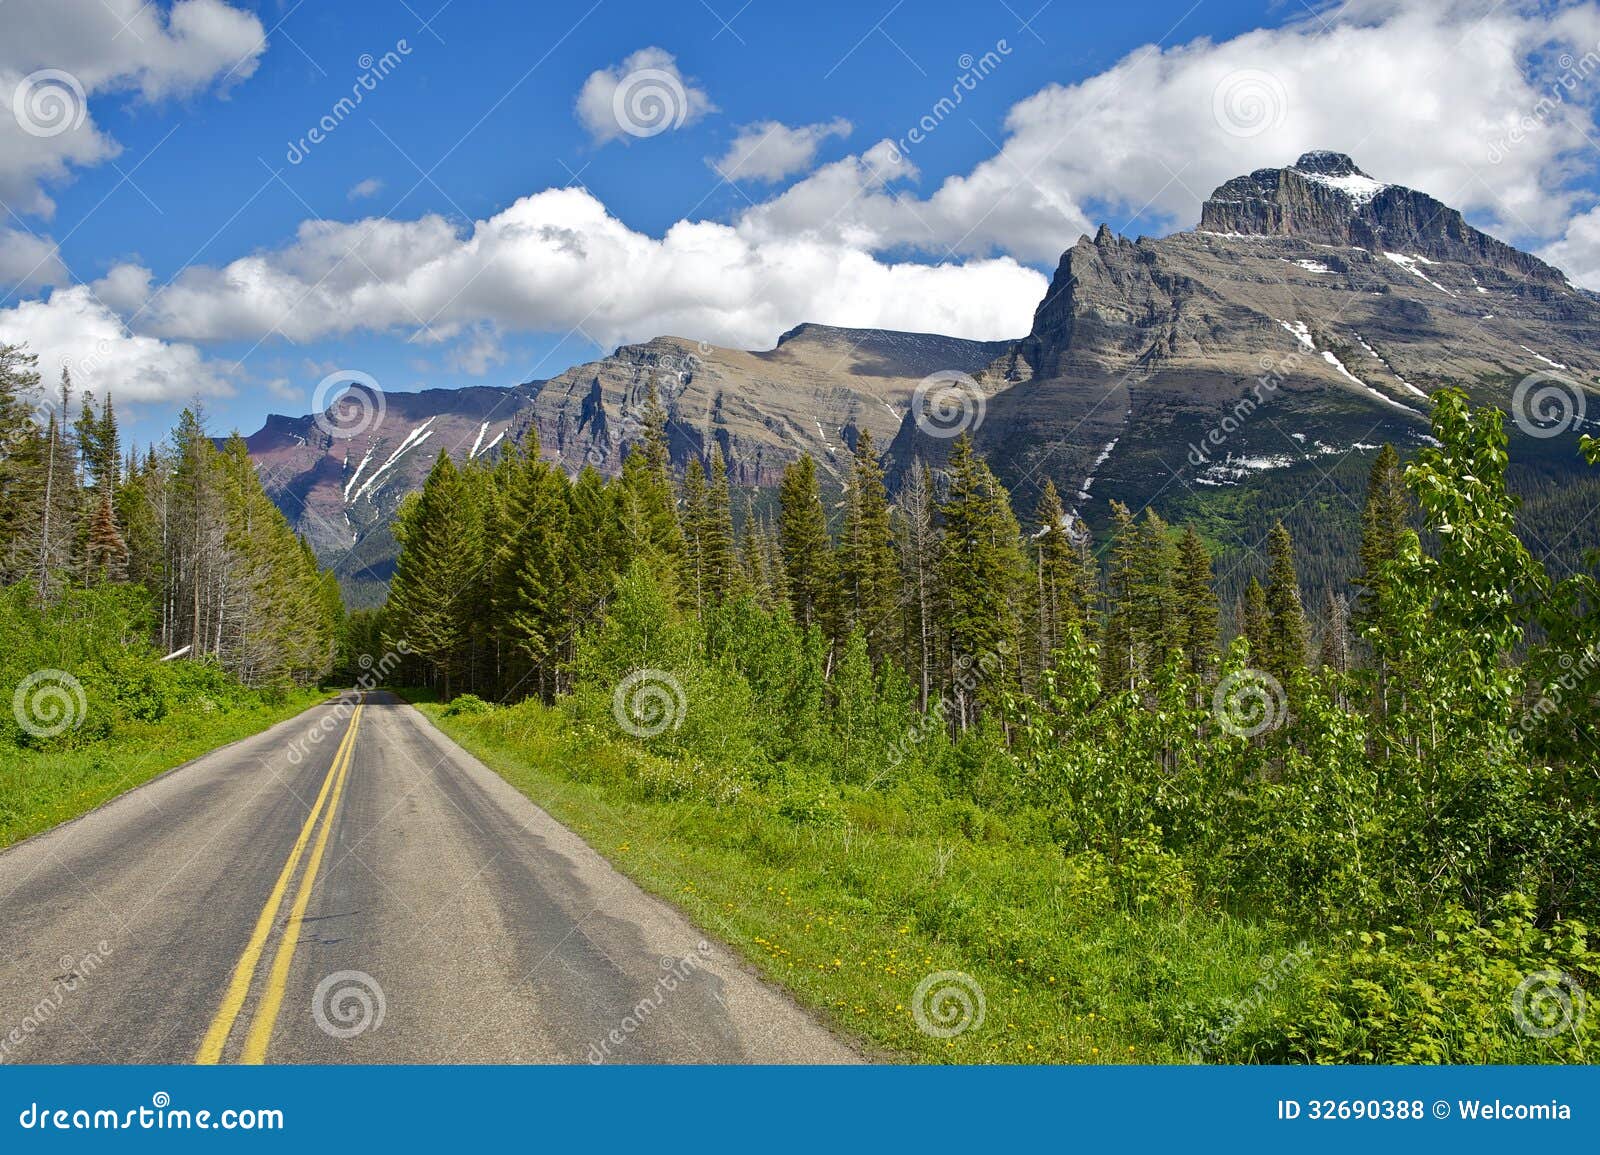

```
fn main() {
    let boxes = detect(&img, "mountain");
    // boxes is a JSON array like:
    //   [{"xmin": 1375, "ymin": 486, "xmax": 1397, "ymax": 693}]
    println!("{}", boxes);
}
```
[{"xmin": 248, "ymin": 151, "xmax": 1600, "ymax": 603}]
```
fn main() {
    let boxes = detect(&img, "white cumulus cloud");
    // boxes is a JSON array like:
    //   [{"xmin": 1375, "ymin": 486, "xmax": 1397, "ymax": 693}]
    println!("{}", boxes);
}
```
[
  {"xmin": 0, "ymin": 229, "xmax": 67, "ymax": 290},
  {"xmin": 0, "ymin": 284, "xmax": 234, "ymax": 403},
  {"xmin": 712, "ymin": 119, "xmax": 852, "ymax": 182},
  {"xmin": 113, "ymin": 186, "xmax": 1046, "ymax": 351},
  {"xmin": 575, "ymin": 47, "xmax": 715, "ymax": 145},
  {"xmin": 0, "ymin": 0, "xmax": 266, "ymax": 216}
]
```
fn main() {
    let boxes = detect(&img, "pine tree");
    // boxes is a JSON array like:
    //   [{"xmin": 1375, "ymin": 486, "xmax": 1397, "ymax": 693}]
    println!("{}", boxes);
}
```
[
  {"xmin": 85, "ymin": 487, "xmax": 129, "ymax": 582},
  {"xmin": 74, "ymin": 391, "xmax": 118, "ymax": 490},
  {"xmin": 838, "ymin": 430, "xmax": 901, "ymax": 664},
  {"xmin": 33, "ymin": 371, "xmax": 83, "ymax": 601},
  {"xmin": 1240, "ymin": 577, "xmax": 1270, "ymax": 663},
  {"xmin": 1101, "ymin": 501, "xmax": 1140, "ymax": 691},
  {"xmin": 568, "ymin": 464, "xmax": 629, "ymax": 618},
  {"xmin": 1032, "ymin": 478, "xmax": 1084, "ymax": 674},
  {"xmin": 701, "ymin": 446, "xmax": 737, "ymax": 605},
  {"xmin": 680, "ymin": 456, "xmax": 709, "ymax": 611},
  {"xmin": 1354, "ymin": 444, "xmax": 1411, "ymax": 713},
  {"xmin": 937, "ymin": 435, "xmax": 1025, "ymax": 726},
  {"xmin": 1133, "ymin": 509, "xmax": 1181, "ymax": 670},
  {"xmin": 777, "ymin": 455, "xmax": 836, "ymax": 634},
  {"xmin": 738, "ymin": 497, "xmax": 777, "ymax": 607},
  {"xmin": 1174, "ymin": 525, "xmax": 1219, "ymax": 681},
  {"xmin": 896, "ymin": 461, "xmax": 940, "ymax": 711},
  {"xmin": 494, "ymin": 437, "xmax": 573, "ymax": 699},
  {"xmin": 1318, "ymin": 586, "xmax": 1351, "ymax": 675},
  {"xmin": 0, "ymin": 343, "xmax": 42, "ymax": 584},
  {"xmin": 1263, "ymin": 521, "xmax": 1308, "ymax": 681},
  {"xmin": 169, "ymin": 406, "xmax": 227, "ymax": 657},
  {"xmin": 388, "ymin": 450, "xmax": 484, "ymax": 697},
  {"xmin": 617, "ymin": 376, "xmax": 683, "ymax": 573}
]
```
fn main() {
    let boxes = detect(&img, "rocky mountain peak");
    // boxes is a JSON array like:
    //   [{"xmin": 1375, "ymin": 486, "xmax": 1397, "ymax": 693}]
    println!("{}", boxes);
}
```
[
  {"xmin": 1291, "ymin": 149, "xmax": 1366, "ymax": 178},
  {"xmin": 1195, "ymin": 150, "xmax": 1566, "ymax": 285}
]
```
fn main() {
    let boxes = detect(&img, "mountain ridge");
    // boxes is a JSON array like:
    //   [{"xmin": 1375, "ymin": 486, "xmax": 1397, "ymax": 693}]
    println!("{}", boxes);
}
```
[{"xmin": 243, "ymin": 150, "xmax": 1600, "ymax": 602}]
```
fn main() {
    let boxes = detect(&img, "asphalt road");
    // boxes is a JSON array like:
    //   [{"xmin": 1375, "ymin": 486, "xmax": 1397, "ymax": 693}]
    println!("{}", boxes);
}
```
[{"xmin": 0, "ymin": 691, "xmax": 857, "ymax": 1064}]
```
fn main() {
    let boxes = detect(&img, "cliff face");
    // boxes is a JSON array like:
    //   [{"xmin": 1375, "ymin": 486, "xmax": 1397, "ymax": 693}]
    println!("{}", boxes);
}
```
[{"xmin": 914, "ymin": 150, "xmax": 1600, "ymax": 521}]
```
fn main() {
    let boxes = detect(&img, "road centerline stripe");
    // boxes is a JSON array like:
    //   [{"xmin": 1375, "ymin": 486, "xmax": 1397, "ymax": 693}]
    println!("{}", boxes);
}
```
[
  {"xmin": 239, "ymin": 697, "xmax": 365, "ymax": 1064},
  {"xmin": 194, "ymin": 696, "xmax": 363, "ymax": 1064}
]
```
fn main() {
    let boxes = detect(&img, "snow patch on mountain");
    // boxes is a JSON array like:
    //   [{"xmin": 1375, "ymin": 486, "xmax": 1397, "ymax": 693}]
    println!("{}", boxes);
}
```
[
  {"xmin": 355, "ymin": 417, "xmax": 437, "ymax": 502},
  {"xmin": 1384, "ymin": 252, "xmax": 1457, "ymax": 296},
  {"xmin": 1296, "ymin": 168, "xmax": 1387, "ymax": 205},
  {"xmin": 1518, "ymin": 344, "xmax": 1568, "ymax": 370}
]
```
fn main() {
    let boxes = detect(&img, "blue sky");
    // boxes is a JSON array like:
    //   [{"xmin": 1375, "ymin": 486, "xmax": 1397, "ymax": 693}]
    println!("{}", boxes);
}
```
[{"xmin": 6, "ymin": 0, "xmax": 1600, "ymax": 448}]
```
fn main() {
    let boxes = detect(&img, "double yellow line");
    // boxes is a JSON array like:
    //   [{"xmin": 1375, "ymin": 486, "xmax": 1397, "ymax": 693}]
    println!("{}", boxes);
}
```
[{"xmin": 196, "ymin": 694, "xmax": 365, "ymax": 1064}]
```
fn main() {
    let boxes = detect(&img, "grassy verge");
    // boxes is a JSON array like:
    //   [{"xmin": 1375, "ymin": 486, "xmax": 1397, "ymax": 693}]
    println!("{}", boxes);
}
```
[
  {"xmin": 418, "ymin": 695, "xmax": 1311, "ymax": 1064},
  {"xmin": 0, "ymin": 688, "xmax": 328, "ymax": 849}
]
